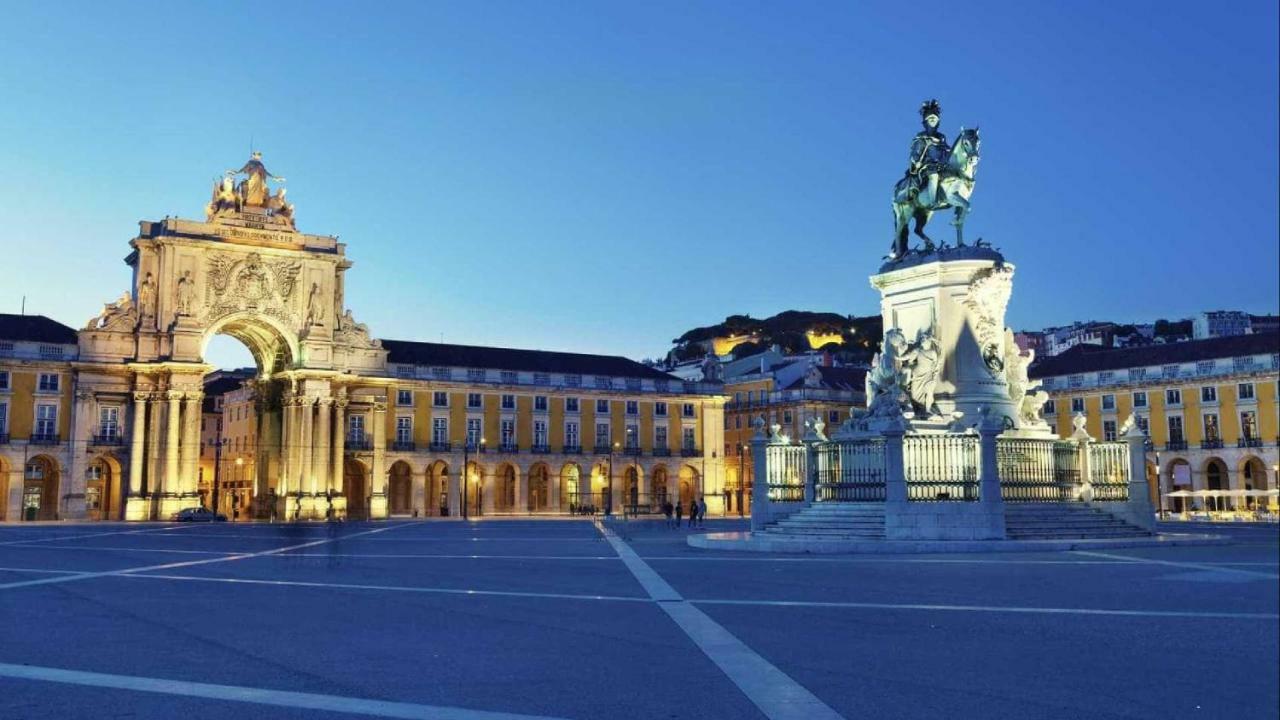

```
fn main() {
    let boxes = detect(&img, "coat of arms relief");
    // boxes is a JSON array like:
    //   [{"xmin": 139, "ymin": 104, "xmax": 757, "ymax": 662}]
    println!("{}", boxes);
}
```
[{"xmin": 203, "ymin": 252, "xmax": 302, "ymax": 328}]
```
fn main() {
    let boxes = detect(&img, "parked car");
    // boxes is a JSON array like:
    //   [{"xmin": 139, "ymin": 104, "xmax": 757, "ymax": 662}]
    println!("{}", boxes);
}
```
[{"xmin": 172, "ymin": 507, "xmax": 227, "ymax": 522}]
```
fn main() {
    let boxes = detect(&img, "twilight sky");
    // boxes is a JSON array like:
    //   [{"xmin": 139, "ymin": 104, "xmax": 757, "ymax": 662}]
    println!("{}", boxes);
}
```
[{"xmin": 1, "ymin": 1, "xmax": 1276, "ymax": 369}]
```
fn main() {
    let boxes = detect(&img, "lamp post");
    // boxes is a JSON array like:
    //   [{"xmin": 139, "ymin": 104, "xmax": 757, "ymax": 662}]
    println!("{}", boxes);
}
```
[
  {"xmin": 607, "ymin": 440, "xmax": 619, "ymax": 517},
  {"xmin": 627, "ymin": 426, "xmax": 638, "ymax": 518},
  {"xmin": 1153, "ymin": 451, "xmax": 1163, "ymax": 520},
  {"xmin": 740, "ymin": 444, "xmax": 750, "ymax": 517},
  {"xmin": 233, "ymin": 456, "xmax": 245, "ymax": 520}
]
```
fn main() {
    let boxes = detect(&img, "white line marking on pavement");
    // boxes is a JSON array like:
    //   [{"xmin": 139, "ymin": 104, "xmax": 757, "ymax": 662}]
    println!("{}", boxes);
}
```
[
  {"xmin": 595, "ymin": 521, "xmax": 844, "ymax": 720},
  {"xmin": 1071, "ymin": 550, "xmax": 1280, "ymax": 580},
  {"xmin": 283, "ymin": 552, "xmax": 621, "ymax": 560},
  {"xmin": 0, "ymin": 662, "xmax": 571, "ymax": 720},
  {"xmin": 0, "ymin": 566, "xmax": 85, "ymax": 575},
  {"xmin": 0, "ymin": 525, "xmax": 188, "ymax": 547},
  {"xmin": 122, "ymin": 573, "xmax": 650, "ymax": 603},
  {"xmin": 3, "ymin": 543, "xmax": 230, "ymax": 555},
  {"xmin": 0, "ymin": 524, "xmax": 412, "ymax": 591},
  {"xmin": 690, "ymin": 598, "xmax": 1280, "ymax": 620}
]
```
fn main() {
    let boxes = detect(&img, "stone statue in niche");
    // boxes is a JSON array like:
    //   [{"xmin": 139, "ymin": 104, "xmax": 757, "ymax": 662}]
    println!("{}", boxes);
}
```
[
  {"xmin": 137, "ymin": 272, "xmax": 157, "ymax": 321},
  {"xmin": 175, "ymin": 271, "xmax": 195, "ymax": 316},
  {"xmin": 305, "ymin": 282, "xmax": 325, "ymax": 327},
  {"xmin": 901, "ymin": 328, "xmax": 943, "ymax": 417}
]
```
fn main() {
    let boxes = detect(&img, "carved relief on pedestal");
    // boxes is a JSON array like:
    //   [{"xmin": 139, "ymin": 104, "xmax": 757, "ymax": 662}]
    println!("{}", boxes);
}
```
[
  {"xmin": 202, "ymin": 251, "xmax": 303, "ymax": 328},
  {"xmin": 961, "ymin": 264, "xmax": 1013, "ymax": 377}
]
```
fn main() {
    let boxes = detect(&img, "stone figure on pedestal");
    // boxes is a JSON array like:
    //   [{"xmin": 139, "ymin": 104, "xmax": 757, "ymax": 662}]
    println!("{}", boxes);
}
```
[
  {"xmin": 901, "ymin": 329, "xmax": 942, "ymax": 417},
  {"xmin": 137, "ymin": 272, "xmax": 157, "ymax": 321},
  {"xmin": 175, "ymin": 271, "xmax": 195, "ymax": 316},
  {"xmin": 305, "ymin": 282, "xmax": 325, "ymax": 327},
  {"xmin": 891, "ymin": 99, "xmax": 982, "ymax": 259},
  {"xmin": 865, "ymin": 328, "xmax": 910, "ymax": 418}
]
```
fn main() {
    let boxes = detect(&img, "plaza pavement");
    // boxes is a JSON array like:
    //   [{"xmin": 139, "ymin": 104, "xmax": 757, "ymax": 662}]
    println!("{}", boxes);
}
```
[{"xmin": 0, "ymin": 517, "xmax": 1275, "ymax": 720}]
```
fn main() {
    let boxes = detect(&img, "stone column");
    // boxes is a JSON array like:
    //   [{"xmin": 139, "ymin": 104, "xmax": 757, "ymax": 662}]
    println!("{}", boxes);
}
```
[
  {"xmin": 125, "ymin": 390, "xmax": 149, "ymax": 521},
  {"xmin": 312, "ymin": 398, "xmax": 331, "ymax": 496},
  {"xmin": 369, "ymin": 400, "xmax": 388, "ymax": 518},
  {"xmin": 977, "ymin": 416, "xmax": 1007, "ymax": 539},
  {"xmin": 481, "ymin": 469, "xmax": 496, "ymax": 514},
  {"xmin": 516, "ymin": 470, "xmax": 528, "ymax": 514},
  {"xmin": 1123, "ymin": 419, "xmax": 1156, "ymax": 532},
  {"xmin": 181, "ymin": 392, "xmax": 203, "ymax": 499},
  {"xmin": 331, "ymin": 399, "xmax": 347, "ymax": 494},
  {"xmin": 161, "ymin": 390, "xmax": 182, "ymax": 517},
  {"xmin": 749, "ymin": 430, "xmax": 769, "ymax": 531},
  {"xmin": 882, "ymin": 424, "xmax": 907, "ymax": 504},
  {"xmin": 298, "ymin": 396, "xmax": 314, "ymax": 517},
  {"xmin": 447, "ymin": 466, "xmax": 460, "ymax": 518},
  {"xmin": 146, "ymin": 392, "xmax": 165, "ymax": 498},
  {"xmin": 278, "ymin": 395, "xmax": 294, "ymax": 498},
  {"xmin": 550, "ymin": 471, "xmax": 561, "ymax": 513}
]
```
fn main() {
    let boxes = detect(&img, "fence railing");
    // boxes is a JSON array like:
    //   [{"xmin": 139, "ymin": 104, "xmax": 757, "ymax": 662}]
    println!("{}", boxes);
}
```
[
  {"xmin": 814, "ymin": 439, "xmax": 887, "ymax": 502},
  {"xmin": 1088, "ymin": 442, "xmax": 1130, "ymax": 501},
  {"xmin": 903, "ymin": 435, "xmax": 979, "ymax": 501},
  {"xmin": 765, "ymin": 443, "xmax": 807, "ymax": 502},
  {"xmin": 998, "ymin": 438, "xmax": 1081, "ymax": 502}
]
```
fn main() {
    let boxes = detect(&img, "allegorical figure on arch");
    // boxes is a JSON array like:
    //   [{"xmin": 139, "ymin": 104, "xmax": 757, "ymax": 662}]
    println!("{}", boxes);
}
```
[{"xmin": 890, "ymin": 99, "xmax": 982, "ymax": 259}]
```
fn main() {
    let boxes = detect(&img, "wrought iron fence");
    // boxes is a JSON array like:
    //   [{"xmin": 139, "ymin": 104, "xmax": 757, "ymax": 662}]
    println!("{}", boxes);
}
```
[
  {"xmin": 765, "ymin": 443, "xmax": 807, "ymax": 502},
  {"xmin": 814, "ymin": 439, "xmax": 887, "ymax": 501},
  {"xmin": 903, "ymin": 435, "xmax": 979, "ymax": 501},
  {"xmin": 998, "ymin": 438, "xmax": 1080, "ymax": 502},
  {"xmin": 1087, "ymin": 442, "xmax": 1130, "ymax": 501}
]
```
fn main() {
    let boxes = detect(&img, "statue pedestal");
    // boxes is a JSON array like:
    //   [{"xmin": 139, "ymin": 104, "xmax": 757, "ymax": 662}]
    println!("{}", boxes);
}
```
[{"xmin": 870, "ymin": 248, "xmax": 1018, "ymax": 426}]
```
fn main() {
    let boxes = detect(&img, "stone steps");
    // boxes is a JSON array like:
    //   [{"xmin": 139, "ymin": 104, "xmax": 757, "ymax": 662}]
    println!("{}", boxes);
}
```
[
  {"xmin": 761, "ymin": 503, "xmax": 886, "ymax": 539},
  {"xmin": 1004, "ymin": 504, "xmax": 1149, "ymax": 539}
]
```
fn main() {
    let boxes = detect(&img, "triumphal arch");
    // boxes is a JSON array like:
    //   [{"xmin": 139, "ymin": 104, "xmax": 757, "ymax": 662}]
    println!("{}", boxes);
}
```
[{"xmin": 78, "ymin": 154, "xmax": 389, "ymax": 520}]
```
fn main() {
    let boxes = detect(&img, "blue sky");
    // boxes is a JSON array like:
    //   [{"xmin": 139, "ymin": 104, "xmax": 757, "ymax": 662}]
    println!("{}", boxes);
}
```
[{"xmin": 1, "ymin": 1, "xmax": 1276, "ymax": 369}]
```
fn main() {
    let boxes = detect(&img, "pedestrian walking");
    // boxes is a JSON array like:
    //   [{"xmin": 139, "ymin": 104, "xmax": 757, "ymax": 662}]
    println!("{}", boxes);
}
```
[
  {"xmin": 663, "ymin": 500, "xmax": 673, "ymax": 528},
  {"xmin": 698, "ymin": 496, "xmax": 708, "ymax": 528},
  {"xmin": 675, "ymin": 500, "xmax": 684, "ymax": 529},
  {"xmin": 688, "ymin": 498, "xmax": 696, "ymax": 528}
]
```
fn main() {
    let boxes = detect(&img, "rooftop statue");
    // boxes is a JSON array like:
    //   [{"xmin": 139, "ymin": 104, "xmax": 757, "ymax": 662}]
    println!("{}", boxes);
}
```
[
  {"xmin": 890, "ymin": 99, "xmax": 981, "ymax": 260},
  {"xmin": 205, "ymin": 152, "xmax": 296, "ymax": 228}
]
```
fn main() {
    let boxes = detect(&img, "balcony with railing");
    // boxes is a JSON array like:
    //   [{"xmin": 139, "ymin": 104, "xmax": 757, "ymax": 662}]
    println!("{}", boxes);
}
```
[
  {"xmin": 0, "ymin": 433, "xmax": 9, "ymax": 444},
  {"xmin": 29, "ymin": 433, "xmax": 61, "ymax": 445},
  {"xmin": 1165, "ymin": 439, "xmax": 1188, "ymax": 451},
  {"xmin": 391, "ymin": 440, "xmax": 416, "ymax": 452},
  {"xmin": 1238, "ymin": 437, "xmax": 1262, "ymax": 448},
  {"xmin": 429, "ymin": 441, "xmax": 452, "ymax": 452},
  {"xmin": 90, "ymin": 429, "xmax": 126, "ymax": 446},
  {"xmin": 531, "ymin": 444, "xmax": 551, "ymax": 454},
  {"xmin": 623, "ymin": 446, "xmax": 642, "ymax": 457},
  {"xmin": 346, "ymin": 434, "xmax": 373, "ymax": 451},
  {"xmin": 498, "ymin": 443, "xmax": 519, "ymax": 454},
  {"xmin": 725, "ymin": 386, "xmax": 860, "ymax": 411},
  {"xmin": 1200, "ymin": 438, "xmax": 1223, "ymax": 450},
  {"xmin": 680, "ymin": 445, "xmax": 700, "ymax": 457},
  {"xmin": 652, "ymin": 446, "xmax": 671, "ymax": 457},
  {"xmin": 562, "ymin": 444, "xmax": 582, "ymax": 455},
  {"xmin": 592, "ymin": 444, "xmax": 612, "ymax": 455}
]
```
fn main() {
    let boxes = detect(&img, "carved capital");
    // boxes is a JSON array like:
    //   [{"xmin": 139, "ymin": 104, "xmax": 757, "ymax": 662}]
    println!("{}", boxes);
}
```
[
  {"xmin": 372, "ymin": 400, "xmax": 388, "ymax": 413},
  {"xmin": 166, "ymin": 390, "xmax": 185, "ymax": 402},
  {"xmin": 133, "ymin": 391, "xmax": 151, "ymax": 403}
]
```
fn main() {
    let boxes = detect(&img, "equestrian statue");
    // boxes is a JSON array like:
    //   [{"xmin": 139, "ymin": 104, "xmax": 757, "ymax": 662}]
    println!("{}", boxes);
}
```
[{"xmin": 890, "ymin": 99, "xmax": 981, "ymax": 259}]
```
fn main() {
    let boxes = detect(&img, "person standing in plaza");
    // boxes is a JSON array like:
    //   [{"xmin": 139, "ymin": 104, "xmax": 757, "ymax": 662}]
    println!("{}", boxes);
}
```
[
  {"xmin": 698, "ymin": 496, "xmax": 708, "ymax": 528},
  {"xmin": 675, "ymin": 500, "xmax": 684, "ymax": 529}
]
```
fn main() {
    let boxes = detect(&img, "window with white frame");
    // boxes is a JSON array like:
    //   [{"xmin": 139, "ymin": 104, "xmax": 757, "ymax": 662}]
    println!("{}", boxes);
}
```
[
  {"xmin": 0, "ymin": 370, "xmax": 9, "ymax": 389},
  {"xmin": 0, "ymin": 400, "xmax": 8, "ymax": 435},
  {"xmin": 594, "ymin": 376, "xmax": 612, "ymax": 389},
  {"xmin": 1238, "ymin": 383, "xmax": 1255, "ymax": 401},
  {"xmin": 1070, "ymin": 397, "xmax": 1084, "ymax": 413},
  {"xmin": 565, "ymin": 397, "xmax": 579, "ymax": 413},
  {"xmin": 467, "ymin": 393, "xmax": 482, "ymax": 409},
  {"xmin": 1200, "ymin": 386, "xmax": 1217, "ymax": 403},
  {"xmin": 1162, "ymin": 365, "xmax": 1180, "ymax": 379},
  {"xmin": 1129, "ymin": 367, "xmax": 1147, "ymax": 382},
  {"xmin": 467, "ymin": 418, "xmax": 482, "ymax": 447},
  {"xmin": 1043, "ymin": 399, "xmax": 1056, "ymax": 415},
  {"xmin": 1167, "ymin": 415, "xmax": 1184, "ymax": 442},
  {"xmin": 1165, "ymin": 388, "xmax": 1182, "ymax": 406},
  {"xmin": 1196, "ymin": 360, "xmax": 1215, "ymax": 376},
  {"xmin": 35, "ymin": 403, "xmax": 57, "ymax": 437},
  {"xmin": 395, "ymin": 416, "xmax": 413, "ymax": 443},
  {"xmin": 565, "ymin": 421, "xmax": 579, "ymax": 448},
  {"xmin": 39, "ymin": 345, "xmax": 64, "ymax": 360},
  {"xmin": 397, "ymin": 389, "xmax": 413, "ymax": 406},
  {"xmin": 595, "ymin": 423, "xmax": 610, "ymax": 447},
  {"xmin": 38, "ymin": 373, "xmax": 59, "ymax": 392},
  {"xmin": 565, "ymin": 374, "xmax": 582, "ymax": 388},
  {"xmin": 1101, "ymin": 394, "xmax": 1115, "ymax": 411},
  {"xmin": 655, "ymin": 425, "xmax": 667, "ymax": 449},
  {"xmin": 1136, "ymin": 415, "xmax": 1149, "ymax": 434},
  {"xmin": 1203, "ymin": 413, "xmax": 1220, "ymax": 441},
  {"xmin": 1068, "ymin": 374, "xmax": 1083, "ymax": 388},
  {"xmin": 1102, "ymin": 419, "xmax": 1117, "ymax": 442},
  {"xmin": 533, "ymin": 373, "xmax": 551, "ymax": 385},
  {"xmin": 500, "ymin": 371, "xmax": 518, "ymax": 384},
  {"xmin": 98, "ymin": 406, "xmax": 120, "ymax": 437},
  {"xmin": 534, "ymin": 420, "xmax": 548, "ymax": 448},
  {"xmin": 432, "ymin": 417, "xmax": 448, "ymax": 445},
  {"xmin": 596, "ymin": 399, "xmax": 609, "ymax": 414},
  {"xmin": 500, "ymin": 419, "xmax": 515, "ymax": 447},
  {"xmin": 625, "ymin": 423, "xmax": 638, "ymax": 449},
  {"xmin": 467, "ymin": 369, "xmax": 487, "ymax": 382},
  {"xmin": 432, "ymin": 391, "xmax": 448, "ymax": 407},
  {"xmin": 1240, "ymin": 410, "xmax": 1258, "ymax": 440},
  {"xmin": 534, "ymin": 396, "xmax": 548, "ymax": 412},
  {"xmin": 1132, "ymin": 391, "xmax": 1147, "ymax": 408},
  {"xmin": 682, "ymin": 403, "xmax": 695, "ymax": 418},
  {"xmin": 431, "ymin": 367, "xmax": 451, "ymax": 380},
  {"xmin": 654, "ymin": 401, "xmax": 667, "ymax": 417},
  {"xmin": 501, "ymin": 394, "xmax": 515, "ymax": 410},
  {"xmin": 349, "ymin": 414, "xmax": 366, "ymax": 440},
  {"xmin": 1098, "ymin": 371, "xmax": 1115, "ymax": 385},
  {"xmin": 625, "ymin": 400, "xmax": 638, "ymax": 416},
  {"xmin": 682, "ymin": 427, "xmax": 696, "ymax": 450},
  {"xmin": 783, "ymin": 410, "xmax": 793, "ymax": 424}
]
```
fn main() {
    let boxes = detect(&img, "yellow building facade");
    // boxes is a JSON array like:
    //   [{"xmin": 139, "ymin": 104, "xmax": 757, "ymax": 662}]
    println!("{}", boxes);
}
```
[
  {"xmin": 1032, "ymin": 334, "xmax": 1279, "ymax": 511},
  {"xmin": 0, "ymin": 154, "xmax": 727, "ymax": 522}
]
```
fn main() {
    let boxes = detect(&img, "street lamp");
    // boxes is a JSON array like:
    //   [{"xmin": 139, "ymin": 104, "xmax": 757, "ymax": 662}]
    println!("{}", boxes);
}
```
[
  {"xmin": 627, "ymin": 426, "xmax": 638, "ymax": 518},
  {"xmin": 233, "ymin": 457, "xmax": 245, "ymax": 520},
  {"xmin": 607, "ymin": 440, "xmax": 619, "ymax": 517},
  {"xmin": 740, "ymin": 444, "xmax": 750, "ymax": 517}
]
